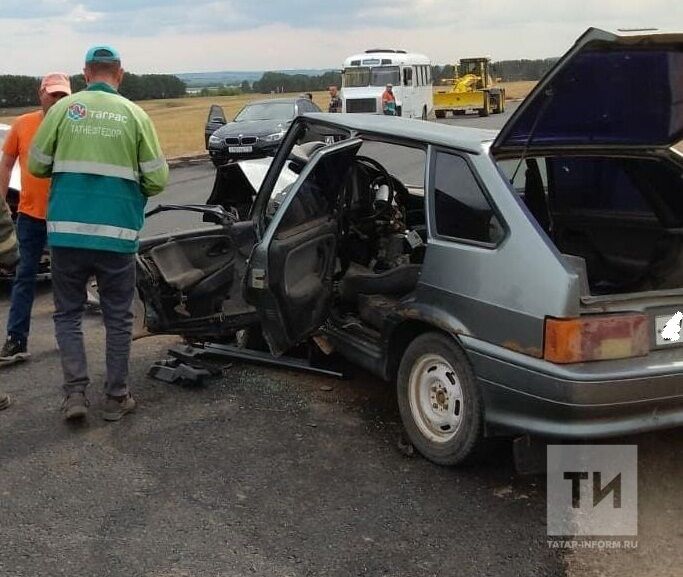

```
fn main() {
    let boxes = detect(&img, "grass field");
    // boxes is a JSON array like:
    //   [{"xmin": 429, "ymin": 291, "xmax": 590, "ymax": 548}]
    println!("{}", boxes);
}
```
[
  {"xmin": 0, "ymin": 91, "xmax": 330, "ymax": 159},
  {"xmin": 0, "ymin": 82, "xmax": 534, "ymax": 159},
  {"xmin": 497, "ymin": 80, "xmax": 536, "ymax": 100}
]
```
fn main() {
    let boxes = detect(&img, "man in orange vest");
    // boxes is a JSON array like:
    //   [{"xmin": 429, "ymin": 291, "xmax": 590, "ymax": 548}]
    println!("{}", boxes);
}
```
[
  {"xmin": 0, "ymin": 73, "xmax": 71, "ymax": 365},
  {"xmin": 382, "ymin": 83, "xmax": 397, "ymax": 115}
]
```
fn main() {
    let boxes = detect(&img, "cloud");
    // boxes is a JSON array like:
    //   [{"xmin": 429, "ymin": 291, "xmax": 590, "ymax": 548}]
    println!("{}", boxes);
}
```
[{"xmin": 0, "ymin": 0, "xmax": 681, "ymax": 74}]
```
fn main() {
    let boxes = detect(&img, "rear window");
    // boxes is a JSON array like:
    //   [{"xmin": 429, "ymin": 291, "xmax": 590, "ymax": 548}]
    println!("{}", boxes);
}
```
[
  {"xmin": 499, "ymin": 156, "xmax": 683, "ymax": 227},
  {"xmin": 498, "ymin": 48, "xmax": 683, "ymax": 148},
  {"xmin": 547, "ymin": 157, "xmax": 683, "ymax": 225}
]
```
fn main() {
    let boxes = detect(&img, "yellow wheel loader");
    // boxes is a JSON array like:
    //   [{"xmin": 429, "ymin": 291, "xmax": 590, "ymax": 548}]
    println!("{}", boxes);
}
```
[{"xmin": 434, "ymin": 57, "xmax": 506, "ymax": 118}]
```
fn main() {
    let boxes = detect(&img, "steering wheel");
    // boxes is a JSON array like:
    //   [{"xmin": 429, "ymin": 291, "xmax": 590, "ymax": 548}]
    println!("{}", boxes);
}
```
[{"xmin": 353, "ymin": 155, "xmax": 395, "ymax": 212}]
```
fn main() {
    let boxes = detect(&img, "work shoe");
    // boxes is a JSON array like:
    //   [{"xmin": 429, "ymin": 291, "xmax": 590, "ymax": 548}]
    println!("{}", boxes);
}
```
[
  {"xmin": 0, "ymin": 393, "xmax": 11, "ymax": 411},
  {"xmin": 102, "ymin": 394, "xmax": 136, "ymax": 422},
  {"xmin": 62, "ymin": 393, "xmax": 89, "ymax": 421},
  {"xmin": 0, "ymin": 337, "xmax": 30, "ymax": 364}
]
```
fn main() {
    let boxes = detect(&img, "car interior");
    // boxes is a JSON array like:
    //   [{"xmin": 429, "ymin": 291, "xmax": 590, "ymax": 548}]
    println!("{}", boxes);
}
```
[
  {"xmin": 500, "ymin": 155, "xmax": 683, "ymax": 296},
  {"xmin": 332, "ymin": 141, "xmax": 427, "ymax": 335},
  {"xmin": 137, "ymin": 135, "xmax": 430, "ymax": 342}
]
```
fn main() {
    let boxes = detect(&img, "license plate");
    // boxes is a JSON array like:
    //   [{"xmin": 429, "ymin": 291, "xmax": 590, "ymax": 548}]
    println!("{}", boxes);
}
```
[
  {"xmin": 654, "ymin": 312, "xmax": 683, "ymax": 346},
  {"xmin": 228, "ymin": 146, "xmax": 253, "ymax": 153}
]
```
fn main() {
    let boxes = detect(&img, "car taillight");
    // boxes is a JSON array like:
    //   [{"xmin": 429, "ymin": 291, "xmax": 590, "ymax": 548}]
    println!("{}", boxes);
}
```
[{"xmin": 544, "ymin": 314, "xmax": 649, "ymax": 364}]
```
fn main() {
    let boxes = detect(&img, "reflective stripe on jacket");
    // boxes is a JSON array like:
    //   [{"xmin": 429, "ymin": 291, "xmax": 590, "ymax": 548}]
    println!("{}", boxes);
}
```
[{"xmin": 28, "ymin": 82, "xmax": 169, "ymax": 253}]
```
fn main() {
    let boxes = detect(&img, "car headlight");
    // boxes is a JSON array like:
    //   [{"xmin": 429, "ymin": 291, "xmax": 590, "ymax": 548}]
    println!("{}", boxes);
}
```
[
  {"xmin": 208, "ymin": 134, "xmax": 222, "ymax": 146},
  {"xmin": 264, "ymin": 131, "xmax": 285, "ymax": 143}
]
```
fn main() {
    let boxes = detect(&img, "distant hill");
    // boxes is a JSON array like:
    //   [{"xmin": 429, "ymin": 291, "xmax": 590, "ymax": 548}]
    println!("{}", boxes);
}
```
[{"xmin": 176, "ymin": 69, "xmax": 335, "ymax": 88}]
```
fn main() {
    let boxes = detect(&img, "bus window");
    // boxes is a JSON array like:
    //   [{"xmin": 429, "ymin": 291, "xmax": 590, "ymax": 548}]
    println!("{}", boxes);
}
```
[
  {"xmin": 370, "ymin": 66, "xmax": 400, "ymax": 86},
  {"xmin": 345, "ymin": 67, "xmax": 370, "ymax": 87},
  {"xmin": 403, "ymin": 67, "xmax": 413, "ymax": 87}
]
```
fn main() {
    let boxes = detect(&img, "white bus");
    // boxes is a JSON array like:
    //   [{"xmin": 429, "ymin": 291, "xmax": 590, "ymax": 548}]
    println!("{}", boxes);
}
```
[{"xmin": 341, "ymin": 49, "xmax": 433, "ymax": 119}]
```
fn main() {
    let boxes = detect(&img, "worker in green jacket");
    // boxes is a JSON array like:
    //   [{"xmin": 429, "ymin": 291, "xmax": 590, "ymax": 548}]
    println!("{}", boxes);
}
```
[
  {"xmin": 0, "ymin": 194, "xmax": 18, "ymax": 409},
  {"xmin": 29, "ymin": 45, "xmax": 169, "ymax": 421}
]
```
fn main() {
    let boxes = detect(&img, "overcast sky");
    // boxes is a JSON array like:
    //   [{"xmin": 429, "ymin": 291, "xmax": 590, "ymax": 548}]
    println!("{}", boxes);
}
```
[{"xmin": 0, "ymin": 0, "xmax": 681, "ymax": 75}]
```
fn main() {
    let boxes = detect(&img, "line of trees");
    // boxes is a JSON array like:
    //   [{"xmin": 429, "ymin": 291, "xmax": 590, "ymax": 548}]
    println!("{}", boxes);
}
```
[
  {"xmin": 432, "ymin": 59, "xmax": 558, "ymax": 84},
  {"xmin": 251, "ymin": 71, "xmax": 342, "ymax": 94},
  {"xmin": 0, "ymin": 73, "xmax": 186, "ymax": 108},
  {"xmin": 251, "ymin": 59, "xmax": 557, "ymax": 94},
  {"xmin": 489, "ymin": 59, "xmax": 559, "ymax": 81},
  {"xmin": 0, "ymin": 59, "xmax": 559, "ymax": 108}
]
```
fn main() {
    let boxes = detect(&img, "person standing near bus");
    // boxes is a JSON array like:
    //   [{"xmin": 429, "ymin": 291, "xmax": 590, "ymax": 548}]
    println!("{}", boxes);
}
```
[
  {"xmin": 382, "ymin": 84, "xmax": 396, "ymax": 115},
  {"xmin": 328, "ymin": 85, "xmax": 342, "ymax": 113}
]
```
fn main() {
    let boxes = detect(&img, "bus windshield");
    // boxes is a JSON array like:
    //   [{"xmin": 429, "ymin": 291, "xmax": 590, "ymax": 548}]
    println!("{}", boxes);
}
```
[{"xmin": 344, "ymin": 66, "xmax": 400, "ymax": 88}]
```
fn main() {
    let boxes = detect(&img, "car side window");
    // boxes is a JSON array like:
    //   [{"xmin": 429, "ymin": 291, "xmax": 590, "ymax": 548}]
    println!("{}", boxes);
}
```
[{"xmin": 433, "ymin": 152, "xmax": 504, "ymax": 245}]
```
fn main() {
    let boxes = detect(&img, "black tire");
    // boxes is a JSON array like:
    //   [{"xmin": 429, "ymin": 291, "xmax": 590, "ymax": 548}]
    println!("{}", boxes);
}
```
[
  {"xmin": 435, "ymin": 109, "xmax": 446, "ymax": 119},
  {"xmin": 421, "ymin": 106, "xmax": 428, "ymax": 121},
  {"xmin": 479, "ymin": 92, "xmax": 490, "ymax": 117},
  {"xmin": 491, "ymin": 93, "xmax": 500, "ymax": 114},
  {"xmin": 397, "ymin": 332, "xmax": 483, "ymax": 466}
]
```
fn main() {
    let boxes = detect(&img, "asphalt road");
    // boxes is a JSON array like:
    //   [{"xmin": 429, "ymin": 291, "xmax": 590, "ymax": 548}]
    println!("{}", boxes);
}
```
[{"xmin": 1, "ymin": 103, "xmax": 680, "ymax": 577}]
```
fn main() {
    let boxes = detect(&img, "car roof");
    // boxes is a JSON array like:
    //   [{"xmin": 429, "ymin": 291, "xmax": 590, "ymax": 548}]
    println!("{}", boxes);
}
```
[{"xmin": 303, "ymin": 113, "xmax": 497, "ymax": 153}]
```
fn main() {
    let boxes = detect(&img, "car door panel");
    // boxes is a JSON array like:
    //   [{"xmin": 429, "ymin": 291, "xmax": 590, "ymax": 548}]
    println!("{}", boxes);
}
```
[
  {"xmin": 204, "ymin": 104, "xmax": 226, "ymax": 148},
  {"xmin": 269, "ymin": 219, "xmax": 337, "ymax": 339},
  {"xmin": 246, "ymin": 139, "xmax": 363, "ymax": 355}
]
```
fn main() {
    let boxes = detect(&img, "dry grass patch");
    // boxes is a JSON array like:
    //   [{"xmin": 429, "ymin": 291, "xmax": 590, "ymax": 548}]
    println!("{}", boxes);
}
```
[
  {"xmin": 432, "ymin": 80, "xmax": 536, "ymax": 101},
  {"xmin": 497, "ymin": 81, "xmax": 537, "ymax": 100}
]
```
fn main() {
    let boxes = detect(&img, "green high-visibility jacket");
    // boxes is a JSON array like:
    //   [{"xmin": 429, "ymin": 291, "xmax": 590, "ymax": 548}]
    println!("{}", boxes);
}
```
[{"xmin": 28, "ymin": 82, "xmax": 169, "ymax": 253}]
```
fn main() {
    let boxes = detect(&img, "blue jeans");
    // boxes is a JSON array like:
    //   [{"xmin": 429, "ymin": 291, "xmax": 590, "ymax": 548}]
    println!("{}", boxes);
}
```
[{"xmin": 6, "ymin": 213, "xmax": 47, "ymax": 346}]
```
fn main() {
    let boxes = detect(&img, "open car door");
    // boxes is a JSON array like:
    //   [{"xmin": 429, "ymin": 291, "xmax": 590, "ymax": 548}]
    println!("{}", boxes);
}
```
[
  {"xmin": 204, "ymin": 104, "xmax": 226, "ymax": 149},
  {"xmin": 245, "ymin": 138, "xmax": 362, "ymax": 355}
]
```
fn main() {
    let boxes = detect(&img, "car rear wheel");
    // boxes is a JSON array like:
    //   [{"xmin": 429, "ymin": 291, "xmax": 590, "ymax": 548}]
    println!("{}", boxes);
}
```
[
  {"xmin": 397, "ymin": 332, "xmax": 483, "ymax": 465},
  {"xmin": 435, "ymin": 109, "xmax": 446, "ymax": 119}
]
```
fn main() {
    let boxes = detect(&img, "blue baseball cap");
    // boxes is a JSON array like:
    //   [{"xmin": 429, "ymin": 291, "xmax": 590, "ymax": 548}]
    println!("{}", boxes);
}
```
[{"xmin": 85, "ymin": 45, "xmax": 121, "ymax": 64}]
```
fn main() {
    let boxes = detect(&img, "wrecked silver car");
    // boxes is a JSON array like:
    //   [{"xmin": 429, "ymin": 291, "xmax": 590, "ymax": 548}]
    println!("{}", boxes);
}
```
[{"xmin": 137, "ymin": 28, "xmax": 683, "ymax": 465}]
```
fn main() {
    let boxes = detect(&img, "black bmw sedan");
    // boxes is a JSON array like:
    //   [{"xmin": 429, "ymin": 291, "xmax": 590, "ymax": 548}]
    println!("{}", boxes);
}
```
[{"xmin": 205, "ymin": 97, "xmax": 321, "ymax": 167}]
